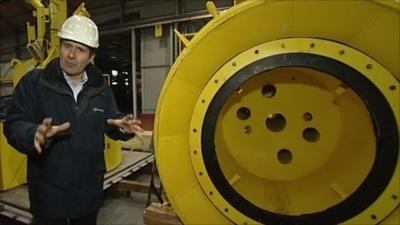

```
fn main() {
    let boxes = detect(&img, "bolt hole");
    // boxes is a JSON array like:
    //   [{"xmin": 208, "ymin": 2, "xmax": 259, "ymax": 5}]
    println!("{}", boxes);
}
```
[
  {"xmin": 310, "ymin": 43, "xmax": 315, "ymax": 48},
  {"xmin": 201, "ymin": 99, "xmax": 205, "ymax": 103},
  {"xmin": 261, "ymin": 84, "xmax": 276, "ymax": 98},
  {"xmin": 237, "ymin": 107, "xmax": 251, "ymax": 120},
  {"xmin": 244, "ymin": 125, "xmax": 252, "ymax": 134},
  {"xmin": 366, "ymin": 64, "xmax": 373, "ymax": 69},
  {"xmin": 281, "ymin": 43, "xmax": 286, "ymax": 48},
  {"xmin": 371, "ymin": 214, "xmax": 377, "ymax": 220},
  {"xmin": 224, "ymin": 208, "xmax": 229, "ymax": 212},
  {"xmin": 392, "ymin": 194, "xmax": 398, "ymax": 200},
  {"xmin": 303, "ymin": 127, "xmax": 320, "ymax": 142},
  {"xmin": 193, "ymin": 150, "xmax": 197, "ymax": 155},
  {"xmin": 209, "ymin": 191, "xmax": 213, "ymax": 195},
  {"xmin": 193, "ymin": 128, "xmax": 197, "ymax": 133},
  {"xmin": 266, "ymin": 113, "xmax": 286, "ymax": 132},
  {"xmin": 339, "ymin": 50, "xmax": 345, "ymax": 55},
  {"xmin": 199, "ymin": 172, "xmax": 203, "ymax": 176},
  {"xmin": 232, "ymin": 62, "xmax": 237, "ymax": 66},
  {"xmin": 277, "ymin": 149, "xmax": 293, "ymax": 164},
  {"xmin": 255, "ymin": 49, "xmax": 259, "ymax": 54},
  {"xmin": 389, "ymin": 85, "xmax": 396, "ymax": 90},
  {"xmin": 303, "ymin": 112, "xmax": 313, "ymax": 121},
  {"xmin": 214, "ymin": 79, "xmax": 219, "ymax": 84}
]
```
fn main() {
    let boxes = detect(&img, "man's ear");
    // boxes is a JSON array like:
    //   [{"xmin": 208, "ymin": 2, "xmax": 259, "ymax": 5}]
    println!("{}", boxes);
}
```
[{"xmin": 90, "ymin": 53, "xmax": 96, "ymax": 64}]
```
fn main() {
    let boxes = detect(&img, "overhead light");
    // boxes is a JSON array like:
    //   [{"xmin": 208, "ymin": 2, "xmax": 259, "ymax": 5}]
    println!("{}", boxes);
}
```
[{"xmin": 111, "ymin": 70, "xmax": 118, "ymax": 76}]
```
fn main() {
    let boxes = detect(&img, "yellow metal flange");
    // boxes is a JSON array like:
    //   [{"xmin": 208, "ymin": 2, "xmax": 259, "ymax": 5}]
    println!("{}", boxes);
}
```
[
  {"xmin": 155, "ymin": 1, "xmax": 399, "ymax": 224},
  {"xmin": 189, "ymin": 38, "xmax": 399, "ymax": 224}
]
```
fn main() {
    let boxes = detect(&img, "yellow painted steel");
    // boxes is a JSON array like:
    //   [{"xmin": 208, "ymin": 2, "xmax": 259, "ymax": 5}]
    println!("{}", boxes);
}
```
[
  {"xmin": 0, "ymin": 123, "xmax": 27, "ymax": 190},
  {"xmin": 155, "ymin": 0, "xmax": 399, "ymax": 224},
  {"xmin": 104, "ymin": 137, "xmax": 122, "ymax": 171}
]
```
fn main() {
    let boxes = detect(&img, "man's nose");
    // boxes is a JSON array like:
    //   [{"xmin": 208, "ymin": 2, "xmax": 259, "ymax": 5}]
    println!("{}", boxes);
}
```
[{"xmin": 67, "ymin": 48, "xmax": 76, "ymax": 58}]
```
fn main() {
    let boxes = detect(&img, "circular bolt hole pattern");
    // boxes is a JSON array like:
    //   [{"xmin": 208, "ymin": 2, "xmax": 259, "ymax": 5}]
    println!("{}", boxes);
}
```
[
  {"xmin": 244, "ymin": 125, "xmax": 252, "ymax": 134},
  {"xmin": 303, "ymin": 112, "xmax": 313, "ymax": 121},
  {"xmin": 277, "ymin": 149, "xmax": 293, "ymax": 164},
  {"xmin": 303, "ymin": 127, "xmax": 320, "ymax": 142},
  {"xmin": 237, "ymin": 107, "xmax": 251, "ymax": 120},
  {"xmin": 262, "ymin": 84, "xmax": 277, "ymax": 98},
  {"xmin": 266, "ymin": 113, "xmax": 286, "ymax": 132},
  {"xmin": 389, "ymin": 85, "xmax": 396, "ymax": 90},
  {"xmin": 371, "ymin": 214, "xmax": 377, "ymax": 220}
]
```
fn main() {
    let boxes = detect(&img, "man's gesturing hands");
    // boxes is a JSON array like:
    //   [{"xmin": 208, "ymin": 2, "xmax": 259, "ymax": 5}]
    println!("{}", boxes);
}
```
[
  {"xmin": 34, "ymin": 114, "xmax": 143, "ymax": 154},
  {"xmin": 107, "ymin": 114, "xmax": 144, "ymax": 138},
  {"xmin": 34, "ymin": 118, "xmax": 70, "ymax": 154}
]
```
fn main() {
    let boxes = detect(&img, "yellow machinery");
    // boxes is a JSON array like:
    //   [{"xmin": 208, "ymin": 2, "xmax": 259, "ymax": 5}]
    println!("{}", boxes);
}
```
[
  {"xmin": 155, "ymin": 0, "xmax": 399, "ymax": 224},
  {"xmin": 0, "ymin": 0, "xmax": 121, "ymax": 190}
]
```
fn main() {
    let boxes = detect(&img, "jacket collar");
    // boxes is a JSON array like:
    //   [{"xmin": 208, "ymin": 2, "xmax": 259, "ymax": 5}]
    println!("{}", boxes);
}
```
[{"xmin": 41, "ymin": 58, "xmax": 105, "ymax": 88}]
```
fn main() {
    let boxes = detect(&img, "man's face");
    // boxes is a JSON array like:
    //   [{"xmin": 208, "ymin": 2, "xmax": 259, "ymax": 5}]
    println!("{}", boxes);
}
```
[{"xmin": 60, "ymin": 40, "xmax": 94, "ymax": 76}]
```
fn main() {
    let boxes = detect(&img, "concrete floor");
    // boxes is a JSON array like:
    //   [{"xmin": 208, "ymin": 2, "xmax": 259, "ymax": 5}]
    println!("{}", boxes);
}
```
[
  {"xmin": 98, "ymin": 192, "xmax": 151, "ymax": 225},
  {"xmin": 98, "ymin": 172, "xmax": 160, "ymax": 225}
]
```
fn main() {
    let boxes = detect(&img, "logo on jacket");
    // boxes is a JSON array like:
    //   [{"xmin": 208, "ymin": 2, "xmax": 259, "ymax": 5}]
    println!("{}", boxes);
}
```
[{"xmin": 92, "ymin": 107, "xmax": 104, "ymax": 112}]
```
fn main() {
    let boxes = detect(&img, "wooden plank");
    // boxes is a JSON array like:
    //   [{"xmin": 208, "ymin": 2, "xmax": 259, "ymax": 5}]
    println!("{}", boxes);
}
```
[
  {"xmin": 143, "ymin": 203, "xmax": 182, "ymax": 225},
  {"xmin": 113, "ymin": 179, "xmax": 157, "ymax": 193}
]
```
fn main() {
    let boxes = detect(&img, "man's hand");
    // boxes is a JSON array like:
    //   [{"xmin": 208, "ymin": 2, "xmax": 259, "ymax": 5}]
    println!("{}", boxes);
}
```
[
  {"xmin": 34, "ymin": 118, "xmax": 70, "ymax": 154},
  {"xmin": 107, "ymin": 114, "xmax": 144, "ymax": 138}
]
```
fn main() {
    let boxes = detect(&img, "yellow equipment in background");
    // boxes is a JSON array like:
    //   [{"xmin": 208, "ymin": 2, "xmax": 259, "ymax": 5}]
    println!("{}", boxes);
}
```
[
  {"xmin": 155, "ymin": 0, "xmax": 399, "ymax": 224},
  {"xmin": 0, "ymin": 0, "xmax": 121, "ymax": 191}
]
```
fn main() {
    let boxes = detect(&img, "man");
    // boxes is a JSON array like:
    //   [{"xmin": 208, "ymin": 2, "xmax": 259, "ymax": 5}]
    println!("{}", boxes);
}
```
[{"xmin": 4, "ymin": 15, "xmax": 143, "ymax": 225}]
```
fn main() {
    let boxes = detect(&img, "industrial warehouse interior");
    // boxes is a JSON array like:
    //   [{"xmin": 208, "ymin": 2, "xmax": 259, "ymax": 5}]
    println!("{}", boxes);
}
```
[{"xmin": 0, "ymin": 0, "xmax": 399, "ymax": 225}]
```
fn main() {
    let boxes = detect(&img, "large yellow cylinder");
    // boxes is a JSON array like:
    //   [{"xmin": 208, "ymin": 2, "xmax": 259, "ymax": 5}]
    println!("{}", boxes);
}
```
[{"xmin": 155, "ymin": 1, "xmax": 399, "ymax": 224}]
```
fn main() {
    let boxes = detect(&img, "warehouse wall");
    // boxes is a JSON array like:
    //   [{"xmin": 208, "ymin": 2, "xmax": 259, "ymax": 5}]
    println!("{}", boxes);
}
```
[
  {"xmin": 137, "ymin": 0, "xmax": 232, "ymax": 113},
  {"xmin": 140, "ymin": 26, "xmax": 172, "ymax": 113}
]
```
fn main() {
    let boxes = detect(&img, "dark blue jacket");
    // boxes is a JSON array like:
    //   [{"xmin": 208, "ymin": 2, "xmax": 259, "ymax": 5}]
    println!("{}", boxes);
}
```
[{"xmin": 4, "ymin": 58, "xmax": 133, "ymax": 219}]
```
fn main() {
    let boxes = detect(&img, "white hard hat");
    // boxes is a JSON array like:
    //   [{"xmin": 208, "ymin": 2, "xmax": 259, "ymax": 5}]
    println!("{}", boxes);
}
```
[{"xmin": 59, "ymin": 15, "xmax": 99, "ymax": 48}]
